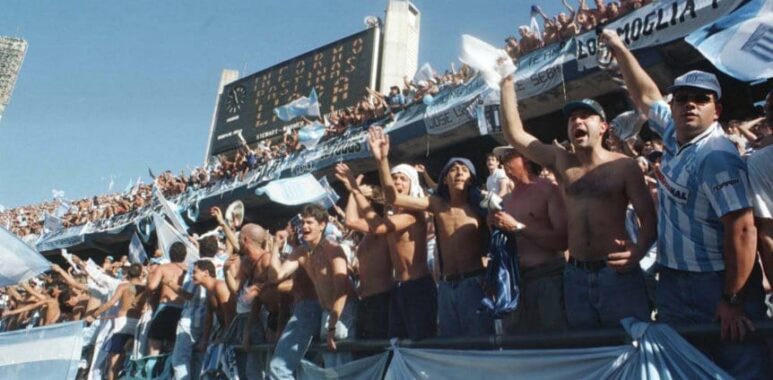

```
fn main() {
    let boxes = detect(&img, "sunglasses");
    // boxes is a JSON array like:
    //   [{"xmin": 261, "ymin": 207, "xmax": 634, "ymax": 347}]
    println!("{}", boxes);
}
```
[{"xmin": 672, "ymin": 92, "xmax": 714, "ymax": 104}]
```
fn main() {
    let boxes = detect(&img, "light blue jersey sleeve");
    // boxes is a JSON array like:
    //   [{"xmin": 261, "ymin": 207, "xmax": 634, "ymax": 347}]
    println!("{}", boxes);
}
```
[{"xmin": 700, "ymin": 150, "xmax": 753, "ymax": 217}]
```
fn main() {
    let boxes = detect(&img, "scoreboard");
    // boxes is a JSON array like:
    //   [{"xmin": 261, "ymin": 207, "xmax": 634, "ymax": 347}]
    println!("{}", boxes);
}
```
[{"xmin": 208, "ymin": 27, "xmax": 380, "ymax": 157}]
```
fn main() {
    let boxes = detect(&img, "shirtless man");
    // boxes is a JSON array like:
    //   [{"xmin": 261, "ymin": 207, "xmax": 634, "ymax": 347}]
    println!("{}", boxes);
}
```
[
  {"xmin": 368, "ymin": 126, "xmax": 492, "ymax": 337},
  {"xmin": 500, "ymin": 75, "xmax": 657, "ymax": 328},
  {"xmin": 337, "ymin": 161, "xmax": 437, "ymax": 340},
  {"xmin": 147, "ymin": 242, "xmax": 187, "ymax": 354},
  {"xmin": 335, "ymin": 170, "xmax": 393, "ymax": 341},
  {"xmin": 4, "ymin": 280, "xmax": 63, "ymax": 326},
  {"xmin": 268, "ymin": 204, "xmax": 357, "ymax": 369},
  {"xmin": 192, "ymin": 260, "xmax": 235, "ymax": 352},
  {"xmin": 489, "ymin": 147, "xmax": 569, "ymax": 332},
  {"xmin": 87, "ymin": 264, "xmax": 147, "ymax": 380}
]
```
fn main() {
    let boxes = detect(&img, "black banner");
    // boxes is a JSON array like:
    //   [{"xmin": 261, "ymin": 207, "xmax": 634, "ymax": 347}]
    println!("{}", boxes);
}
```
[{"xmin": 208, "ymin": 27, "xmax": 379, "ymax": 157}]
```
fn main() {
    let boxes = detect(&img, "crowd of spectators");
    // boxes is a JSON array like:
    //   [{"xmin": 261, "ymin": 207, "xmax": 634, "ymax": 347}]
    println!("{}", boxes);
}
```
[
  {"xmin": 0, "ymin": 62, "xmax": 475, "ymax": 242},
  {"xmin": 505, "ymin": 0, "xmax": 653, "ymax": 59}
]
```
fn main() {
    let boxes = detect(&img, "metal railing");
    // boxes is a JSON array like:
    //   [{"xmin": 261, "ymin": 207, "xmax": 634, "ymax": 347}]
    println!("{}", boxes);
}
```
[{"xmin": 242, "ymin": 321, "xmax": 773, "ymax": 353}]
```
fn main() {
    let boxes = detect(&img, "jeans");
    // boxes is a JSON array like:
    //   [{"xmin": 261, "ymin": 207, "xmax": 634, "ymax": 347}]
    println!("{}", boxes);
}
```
[
  {"xmin": 268, "ymin": 300, "xmax": 322, "ymax": 380},
  {"xmin": 563, "ymin": 264, "xmax": 650, "ymax": 328},
  {"xmin": 437, "ymin": 276, "xmax": 494, "ymax": 337},
  {"xmin": 390, "ymin": 275, "xmax": 438, "ymax": 340},
  {"xmin": 172, "ymin": 317, "xmax": 203, "ymax": 380},
  {"xmin": 320, "ymin": 299, "xmax": 358, "ymax": 368},
  {"xmin": 657, "ymin": 265, "xmax": 769, "ymax": 380}
]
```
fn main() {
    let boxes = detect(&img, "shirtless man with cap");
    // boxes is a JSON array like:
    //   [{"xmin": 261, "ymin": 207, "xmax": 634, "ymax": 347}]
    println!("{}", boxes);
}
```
[
  {"xmin": 499, "ymin": 75, "xmax": 657, "ymax": 329},
  {"xmin": 367, "ymin": 126, "xmax": 492, "ymax": 337},
  {"xmin": 336, "ymin": 161, "xmax": 437, "ymax": 340},
  {"xmin": 489, "ymin": 146, "xmax": 569, "ymax": 332}
]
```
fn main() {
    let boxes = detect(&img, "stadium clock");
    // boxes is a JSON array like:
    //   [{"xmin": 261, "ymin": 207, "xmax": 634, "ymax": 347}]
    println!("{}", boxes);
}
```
[{"xmin": 225, "ymin": 85, "xmax": 247, "ymax": 114}]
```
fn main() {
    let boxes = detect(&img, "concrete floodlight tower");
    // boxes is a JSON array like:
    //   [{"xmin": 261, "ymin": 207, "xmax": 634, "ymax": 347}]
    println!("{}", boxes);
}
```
[
  {"xmin": 379, "ymin": 0, "xmax": 420, "ymax": 92},
  {"xmin": 0, "ymin": 36, "xmax": 27, "ymax": 123}
]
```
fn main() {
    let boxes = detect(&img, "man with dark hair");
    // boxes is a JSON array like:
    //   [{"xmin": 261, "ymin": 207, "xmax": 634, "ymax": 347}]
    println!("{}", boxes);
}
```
[
  {"xmin": 192, "ymin": 260, "xmax": 235, "ymax": 354},
  {"xmin": 86, "ymin": 263, "xmax": 147, "ymax": 380},
  {"xmin": 368, "ymin": 126, "xmax": 492, "ymax": 337},
  {"xmin": 491, "ymin": 147, "xmax": 569, "ymax": 332},
  {"xmin": 147, "ymin": 241, "xmax": 187, "ymax": 354},
  {"xmin": 500, "ymin": 66, "xmax": 657, "ymax": 329},
  {"xmin": 601, "ymin": 29, "xmax": 767, "ymax": 378},
  {"xmin": 268, "ymin": 204, "xmax": 357, "ymax": 375}
]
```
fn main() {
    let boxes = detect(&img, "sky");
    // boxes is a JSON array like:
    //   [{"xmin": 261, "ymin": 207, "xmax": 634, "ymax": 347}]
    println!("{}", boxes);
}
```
[{"xmin": 0, "ymin": 0, "xmax": 569, "ymax": 209}]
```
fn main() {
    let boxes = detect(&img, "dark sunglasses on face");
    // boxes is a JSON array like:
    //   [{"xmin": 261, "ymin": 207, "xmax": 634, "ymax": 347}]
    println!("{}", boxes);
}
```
[{"xmin": 673, "ymin": 92, "xmax": 713, "ymax": 104}]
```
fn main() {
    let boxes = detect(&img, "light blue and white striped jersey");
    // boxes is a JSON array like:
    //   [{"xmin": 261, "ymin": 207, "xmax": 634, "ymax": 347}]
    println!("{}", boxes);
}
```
[{"xmin": 648, "ymin": 101, "xmax": 752, "ymax": 272}]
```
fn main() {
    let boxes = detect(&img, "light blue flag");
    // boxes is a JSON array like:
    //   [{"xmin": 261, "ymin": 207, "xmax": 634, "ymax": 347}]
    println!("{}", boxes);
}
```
[
  {"xmin": 298, "ymin": 121, "xmax": 327, "ymax": 149},
  {"xmin": 317, "ymin": 176, "xmax": 340, "ymax": 209},
  {"xmin": 0, "ymin": 321, "xmax": 84, "ymax": 380},
  {"xmin": 686, "ymin": 0, "xmax": 772, "ymax": 82},
  {"xmin": 273, "ymin": 88, "xmax": 321, "ymax": 121},
  {"xmin": 0, "ymin": 227, "xmax": 51, "ymax": 287},
  {"xmin": 128, "ymin": 232, "xmax": 148, "ymax": 264}
]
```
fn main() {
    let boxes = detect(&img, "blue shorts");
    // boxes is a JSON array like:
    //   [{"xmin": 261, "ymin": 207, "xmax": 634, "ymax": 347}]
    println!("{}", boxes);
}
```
[{"xmin": 106, "ymin": 333, "xmax": 133, "ymax": 353}]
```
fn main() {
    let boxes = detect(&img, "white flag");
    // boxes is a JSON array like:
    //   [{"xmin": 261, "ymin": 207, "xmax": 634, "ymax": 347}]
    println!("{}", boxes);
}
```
[
  {"xmin": 154, "ymin": 186, "xmax": 189, "ymax": 234},
  {"xmin": 459, "ymin": 34, "xmax": 516, "ymax": 89},
  {"xmin": 413, "ymin": 62, "xmax": 436, "ymax": 84},
  {"xmin": 255, "ymin": 173, "xmax": 329, "ymax": 206},
  {"xmin": 0, "ymin": 227, "xmax": 51, "ymax": 287}
]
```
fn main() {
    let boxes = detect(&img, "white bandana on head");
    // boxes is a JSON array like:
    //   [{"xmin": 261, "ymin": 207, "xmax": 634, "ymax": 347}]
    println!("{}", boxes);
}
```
[{"xmin": 390, "ymin": 164, "xmax": 424, "ymax": 198}]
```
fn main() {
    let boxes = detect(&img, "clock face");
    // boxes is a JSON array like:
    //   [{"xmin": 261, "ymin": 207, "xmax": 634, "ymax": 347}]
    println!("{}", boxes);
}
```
[{"xmin": 225, "ymin": 85, "xmax": 247, "ymax": 114}]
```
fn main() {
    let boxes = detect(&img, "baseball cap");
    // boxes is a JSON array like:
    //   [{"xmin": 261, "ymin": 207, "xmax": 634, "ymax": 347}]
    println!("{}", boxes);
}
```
[
  {"xmin": 492, "ymin": 145, "xmax": 519, "ymax": 159},
  {"xmin": 667, "ymin": 70, "xmax": 722, "ymax": 99},
  {"xmin": 563, "ymin": 99, "xmax": 606, "ymax": 121}
]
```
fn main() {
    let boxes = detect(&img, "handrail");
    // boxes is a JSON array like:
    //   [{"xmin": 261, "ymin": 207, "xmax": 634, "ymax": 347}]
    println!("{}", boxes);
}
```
[{"xmin": 241, "ymin": 320, "xmax": 773, "ymax": 353}]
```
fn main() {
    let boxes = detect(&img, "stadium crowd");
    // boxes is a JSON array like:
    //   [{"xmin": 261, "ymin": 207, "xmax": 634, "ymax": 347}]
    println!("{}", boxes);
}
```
[
  {"xmin": 505, "ymin": 0, "xmax": 654, "ymax": 59},
  {"xmin": 1, "ymin": 20, "xmax": 772, "ymax": 380}
]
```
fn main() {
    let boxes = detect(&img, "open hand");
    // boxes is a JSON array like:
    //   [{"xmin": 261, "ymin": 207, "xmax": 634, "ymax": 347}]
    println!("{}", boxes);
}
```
[
  {"xmin": 367, "ymin": 126, "xmax": 390, "ymax": 161},
  {"xmin": 607, "ymin": 239, "xmax": 641, "ymax": 272}
]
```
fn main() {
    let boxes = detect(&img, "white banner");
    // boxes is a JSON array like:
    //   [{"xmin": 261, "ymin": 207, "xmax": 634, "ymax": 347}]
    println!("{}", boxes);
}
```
[{"xmin": 575, "ymin": 0, "xmax": 745, "ymax": 71}]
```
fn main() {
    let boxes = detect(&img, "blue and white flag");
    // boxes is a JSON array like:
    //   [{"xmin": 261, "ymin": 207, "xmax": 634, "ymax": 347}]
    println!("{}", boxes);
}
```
[
  {"xmin": 51, "ymin": 189, "xmax": 66, "ymax": 201},
  {"xmin": 298, "ymin": 121, "xmax": 327, "ymax": 149},
  {"xmin": 530, "ymin": 5, "xmax": 542, "ymax": 40},
  {"xmin": 0, "ymin": 227, "xmax": 51, "ymax": 287},
  {"xmin": 0, "ymin": 321, "xmax": 84, "ymax": 380},
  {"xmin": 128, "ymin": 232, "xmax": 148, "ymax": 265},
  {"xmin": 686, "ymin": 0, "xmax": 772, "ymax": 82},
  {"xmin": 154, "ymin": 186, "xmax": 190, "ymax": 234},
  {"xmin": 256, "ymin": 173, "xmax": 329, "ymax": 206},
  {"xmin": 42, "ymin": 213, "xmax": 63, "ymax": 235},
  {"xmin": 317, "ymin": 176, "xmax": 340, "ymax": 209},
  {"xmin": 60, "ymin": 249, "xmax": 82, "ymax": 274},
  {"xmin": 152, "ymin": 213, "xmax": 198, "ymax": 265},
  {"xmin": 273, "ymin": 88, "xmax": 321, "ymax": 121},
  {"xmin": 54, "ymin": 202, "xmax": 70, "ymax": 218},
  {"xmin": 413, "ymin": 62, "xmax": 436, "ymax": 84}
]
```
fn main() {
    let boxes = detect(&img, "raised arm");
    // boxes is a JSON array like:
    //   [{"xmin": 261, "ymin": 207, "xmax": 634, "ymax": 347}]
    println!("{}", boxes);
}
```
[
  {"xmin": 268, "ymin": 247, "xmax": 300, "ymax": 283},
  {"xmin": 500, "ymin": 76, "xmax": 564, "ymax": 170},
  {"xmin": 326, "ymin": 247, "xmax": 350, "ymax": 351},
  {"xmin": 414, "ymin": 164, "xmax": 438, "ymax": 191},
  {"xmin": 367, "ymin": 127, "xmax": 432, "ymax": 212},
  {"xmin": 51, "ymin": 264, "xmax": 87, "ymax": 292},
  {"xmin": 600, "ymin": 29, "xmax": 663, "ymax": 115},
  {"xmin": 212, "ymin": 207, "xmax": 239, "ymax": 253}
]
